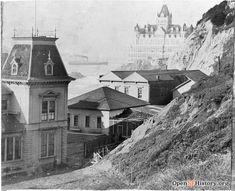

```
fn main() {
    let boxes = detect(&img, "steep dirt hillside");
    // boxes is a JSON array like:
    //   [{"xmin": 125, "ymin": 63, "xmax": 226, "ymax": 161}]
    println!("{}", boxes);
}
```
[
  {"xmin": 167, "ymin": 1, "xmax": 234, "ymax": 76},
  {"xmin": 108, "ymin": 74, "xmax": 232, "ymax": 190}
]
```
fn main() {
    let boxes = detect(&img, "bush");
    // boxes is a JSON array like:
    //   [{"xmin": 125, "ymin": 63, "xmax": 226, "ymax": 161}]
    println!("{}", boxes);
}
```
[
  {"xmin": 211, "ymin": 12, "xmax": 227, "ymax": 26},
  {"xmin": 225, "ymin": 13, "xmax": 234, "ymax": 25}
]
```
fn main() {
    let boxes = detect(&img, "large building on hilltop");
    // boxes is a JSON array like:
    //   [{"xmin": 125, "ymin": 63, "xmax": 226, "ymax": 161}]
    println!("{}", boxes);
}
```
[
  {"xmin": 1, "ymin": 33, "xmax": 74, "ymax": 175},
  {"xmin": 128, "ymin": 4, "xmax": 194, "ymax": 66}
]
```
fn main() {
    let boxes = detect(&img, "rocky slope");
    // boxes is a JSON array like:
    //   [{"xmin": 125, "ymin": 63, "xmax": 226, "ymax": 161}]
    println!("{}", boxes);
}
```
[
  {"xmin": 167, "ymin": 1, "xmax": 234, "ymax": 76},
  {"xmin": 108, "ymin": 74, "xmax": 232, "ymax": 189}
]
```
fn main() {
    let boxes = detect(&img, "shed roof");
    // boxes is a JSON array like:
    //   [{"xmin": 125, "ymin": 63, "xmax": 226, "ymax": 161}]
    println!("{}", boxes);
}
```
[
  {"xmin": 2, "ymin": 114, "xmax": 25, "ymax": 134},
  {"xmin": 179, "ymin": 70, "xmax": 207, "ymax": 82},
  {"xmin": 2, "ymin": 83, "xmax": 13, "ymax": 95},
  {"xmin": 68, "ymin": 86, "xmax": 149, "ymax": 111}
]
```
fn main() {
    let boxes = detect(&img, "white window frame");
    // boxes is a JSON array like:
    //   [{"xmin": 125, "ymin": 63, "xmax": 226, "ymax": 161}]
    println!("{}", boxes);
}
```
[
  {"xmin": 44, "ymin": 63, "xmax": 54, "ymax": 76},
  {"xmin": 40, "ymin": 131, "xmax": 55, "ymax": 158},
  {"xmin": 124, "ymin": 86, "xmax": 129, "ymax": 94},
  {"xmin": 41, "ymin": 98, "xmax": 56, "ymax": 122},
  {"xmin": 97, "ymin": 116, "xmax": 102, "ymax": 128},
  {"xmin": 85, "ymin": 116, "xmax": 90, "ymax": 128},
  {"xmin": 11, "ymin": 62, "xmax": 18, "ymax": 75},
  {"xmin": 137, "ymin": 87, "xmax": 143, "ymax": 99},
  {"xmin": 74, "ymin": 115, "xmax": 79, "ymax": 126},
  {"xmin": 2, "ymin": 136, "xmax": 23, "ymax": 162}
]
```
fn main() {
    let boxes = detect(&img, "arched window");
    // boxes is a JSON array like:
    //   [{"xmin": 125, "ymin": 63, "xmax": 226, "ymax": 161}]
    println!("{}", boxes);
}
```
[
  {"xmin": 44, "ymin": 50, "xmax": 54, "ymax": 76},
  {"xmin": 11, "ymin": 62, "xmax": 18, "ymax": 75},
  {"xmin": 46, "ymin": 64, "xmax": 53, "ymax": 75}
]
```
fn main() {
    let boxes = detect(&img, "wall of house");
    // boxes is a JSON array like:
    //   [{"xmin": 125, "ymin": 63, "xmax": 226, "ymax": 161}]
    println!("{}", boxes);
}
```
[
  {"xmin": 2, "ymin": 83, "xmax": 69, "ymax": 174},
  {"xmin": 69, "ymin": 108, "xmax": 124, "ymax": 135},
  {"xmin": 173, "ymin": 80, "xmax": 195, "ymax": 98},
  {"xmin": 69, "ymin": 109, "xmax": 108, "ymax": 134},
  {"xmin": 1, "ymin": 132, "xmax": 25, "ymax": 176},
  {"xmin": 149, "ymin": 80, "xmax": 180, "ymax": 105},
  {"xmin": 29, "ymin": 84, "xmax": 68, "ymax": 125},
  {"xmin": 100, "ymin": 81, "xmax": 150, "ymax": 102},
  {"xmin": 22, "ymin": 127, "xmax": 65, "ymax": 172},
  {"xmin": 4, "ymin": 83, "xmax": 30, "ymax": 123}
]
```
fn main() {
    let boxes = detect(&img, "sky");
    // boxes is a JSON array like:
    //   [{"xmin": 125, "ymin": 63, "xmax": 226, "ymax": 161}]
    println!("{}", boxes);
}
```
[{"xmin": 2, "ymin": 0, "xmax": 223, "ymax": 72}]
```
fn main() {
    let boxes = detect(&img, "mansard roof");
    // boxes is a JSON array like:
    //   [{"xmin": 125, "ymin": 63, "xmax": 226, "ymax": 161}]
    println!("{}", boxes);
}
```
[
  {"xmin": 68, "ymin": 86, "xmax": 149, "ymax": 111},
  {"xmin": 1, "ymin": 37, "xmax": 74, "ymax": 83}
]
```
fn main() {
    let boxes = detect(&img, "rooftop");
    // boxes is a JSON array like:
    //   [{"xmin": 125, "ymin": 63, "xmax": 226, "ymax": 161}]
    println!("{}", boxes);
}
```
[
  {"xmin": 68, "ymin": 86, "xmax": 149, "ymax": 111},
  {"xmin": 2, "ymin": 34, "xmax": 74, "ymax": 83},
  {"xmin": 2, "ymin": 83, "xmax": 13, "ymax": 95},
  {"xmin": 157, "ymin": 4, "xmax": 171, "ymax": 17},
  {"xmin": 2, "ymin": 114, "xmax": 25, "ymax": 134}
]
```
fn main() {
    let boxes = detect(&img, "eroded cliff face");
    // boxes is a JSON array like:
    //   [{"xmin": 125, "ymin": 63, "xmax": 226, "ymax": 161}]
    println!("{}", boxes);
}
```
[
  {"xmin": 106, "ymin": 2, "xmax": 234, "ymax": 189},
  {"xmin": 167, "ymin": 1, "xmax": 234, "ymax": 76},
  {"xmin": 108, "ymin": 75, "xmax": 232, "ymax": 189}
]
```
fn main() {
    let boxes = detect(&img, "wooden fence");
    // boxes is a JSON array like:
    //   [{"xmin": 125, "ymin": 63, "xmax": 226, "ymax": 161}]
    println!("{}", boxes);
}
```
[{"xmin": 84, "ymin": 135, "xmax": 119, "ymax": 158}]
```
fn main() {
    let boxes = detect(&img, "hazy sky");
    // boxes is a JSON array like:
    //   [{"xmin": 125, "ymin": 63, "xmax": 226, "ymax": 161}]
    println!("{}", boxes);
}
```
[{"xmin": 2, "ymin": 0, "xmax": 222, "ymax": 71}]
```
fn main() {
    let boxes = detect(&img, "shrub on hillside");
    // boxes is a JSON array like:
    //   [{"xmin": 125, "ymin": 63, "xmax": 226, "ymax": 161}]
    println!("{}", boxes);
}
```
[
  {"xmin": 211, "ymin": 12, "xmax": 227, "ymax": 26},
  {"xmin": 197, "ymin": 1, "xmax": 227, "ymax": 26},
  {"xmin": 142, "ymin": 152, "xmax": 231, "ymax": 190},
  {"xmin": 225, "ymin": 13, "xmax": 234, "ymax": 25}
]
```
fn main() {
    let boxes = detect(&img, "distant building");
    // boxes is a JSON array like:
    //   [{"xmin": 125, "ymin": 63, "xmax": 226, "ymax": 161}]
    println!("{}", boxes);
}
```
[
  {"xmin": 1, "ymin": 35, "xmax": 74, "ymax": 175},
  {"xmin": 129, "ymin": 4, "xmax": 194, "ymax": 65},
  {"xmin": 99, "ymin": 70, "xmax": 187, "ymax": 105},
  {"xmin": 99, "ymin": 70, "xmax": 207, "ymax": 105},
  {"xmin": 68, "ymin": 87, "xmax": 149, "ymax": 136}
]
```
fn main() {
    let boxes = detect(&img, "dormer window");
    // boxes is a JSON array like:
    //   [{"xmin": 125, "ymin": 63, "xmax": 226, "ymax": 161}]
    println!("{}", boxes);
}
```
[
  {"xmin": 46, "ymin": 64, "xmax": 53, "ymax": 75},
  {"xmin": 11, "ymin": 60, "xmax": 18, "ymax": 75},
  {"xmin": 44, "ymin": 51, "xmax": 54, "ymax": 76}
]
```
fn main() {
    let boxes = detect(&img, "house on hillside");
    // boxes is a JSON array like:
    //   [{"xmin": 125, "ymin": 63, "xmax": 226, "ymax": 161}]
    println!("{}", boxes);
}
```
[
  {"xmin": 1, "ymin": 34, "xmax": 74, "ymax": 176},
  {"xmin": 99, "ymin": 70, "xmax": 187, "ymax": 105},
  {"xmin": 68, "ymin": 87, "xmax": 149, "ymax": 137},
  {"xmin": 172, "ymin": 70, "xmax": 207, "ymax": 98}
]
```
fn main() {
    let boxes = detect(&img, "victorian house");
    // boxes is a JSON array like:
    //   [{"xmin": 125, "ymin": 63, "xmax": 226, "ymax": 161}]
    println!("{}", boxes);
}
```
[{"xmin": 1, "ymin": 34, "xmax": 74, "ymax": 175}]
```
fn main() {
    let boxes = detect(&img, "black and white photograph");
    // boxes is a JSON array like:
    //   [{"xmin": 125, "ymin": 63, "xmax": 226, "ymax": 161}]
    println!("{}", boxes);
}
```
[{"xmin": 1, "ymin": 0, "xmax": 235, "ymax": 190}]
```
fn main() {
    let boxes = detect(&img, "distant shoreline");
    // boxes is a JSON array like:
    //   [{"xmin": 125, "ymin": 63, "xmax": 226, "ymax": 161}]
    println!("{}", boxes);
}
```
[{"xmin": 69, "ymin": 62, "xmax": 108, "ymax": 66}]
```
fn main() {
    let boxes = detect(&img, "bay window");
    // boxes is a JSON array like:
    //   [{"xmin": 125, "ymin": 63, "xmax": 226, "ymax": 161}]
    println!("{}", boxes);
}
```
[
  {"xmin": 41, "ymin": 132, "xmax": 55, "ymax": 158},
  {"xmin": 2, "ymin": 136, "xmax": 22, "ymax": 162},
  {"xmin": 41, "ymin": 99, "xmax": 55, "ymax": 121}
]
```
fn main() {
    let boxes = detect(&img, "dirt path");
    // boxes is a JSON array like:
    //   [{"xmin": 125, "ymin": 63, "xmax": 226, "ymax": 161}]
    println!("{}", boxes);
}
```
[{"xmin": 2, "ymin": 160, "xmax": 129, "ymax": 190}]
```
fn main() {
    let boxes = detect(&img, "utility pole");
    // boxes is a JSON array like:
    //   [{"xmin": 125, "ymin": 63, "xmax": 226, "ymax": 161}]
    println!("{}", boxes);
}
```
[{"xmin": 34, "ymin": 0, "xmax": 37, "ymax": 36}]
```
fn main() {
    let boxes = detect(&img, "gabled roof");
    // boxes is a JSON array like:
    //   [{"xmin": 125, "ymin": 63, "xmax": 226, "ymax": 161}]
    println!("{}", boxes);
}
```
[
  {"xmin": 1, "ymin": 37, "xmax": 74, "ymax": 82},
  {"xmin": 68, "ymin": 87, "xmax": 149, "ymax": 111},
  {"xmin": 2, "ymin": 114, "xmax": 25, "ymax": 134},
  {"xmin": 112, "ymin": 71, "xmax": 134, "ymax": 79}
]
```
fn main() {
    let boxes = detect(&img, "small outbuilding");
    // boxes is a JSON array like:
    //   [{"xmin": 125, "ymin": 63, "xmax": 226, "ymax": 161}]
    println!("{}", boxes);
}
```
[
  {"xmin": 68, "ymin": 87, "xmax": 149, "ymax": 135},
  {"xmin": 172, "ymin": 70, "xmax": 207, "ymax": 98}
]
